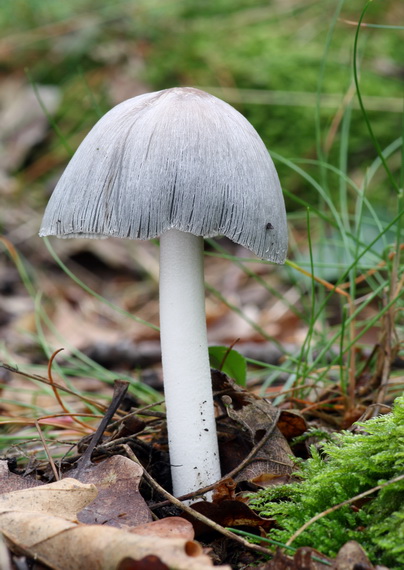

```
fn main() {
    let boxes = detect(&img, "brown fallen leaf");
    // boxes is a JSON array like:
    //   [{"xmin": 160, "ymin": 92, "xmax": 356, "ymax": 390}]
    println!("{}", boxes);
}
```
[
  {"xmin": 0, "ymin": 477, "xmax": 97, "ymax": 520},
  {"xmin": 277, "ymin": 410, "xmax": 307, "ymax": 440},
  {"xmin": 212, "ymin": 477, "xmax": 238, "ymax": 502},
  {"xmin": 212, "ymin": 370, "xmax": 294, "ymax": 483},
  {"xmin": 0, "ymin": 478, "xmax": 230, "ymax": 570},
  {"xmin": 130, "ymin": 517, "xmax": 195, "ymax": 540},
  {"xmin": 0, "ymin": 460, "xmax": 43, "ymax": 494},
  {"xmin": 3, "ymin": 513, "xmax": 229, "ymax": 570},
  {"xmin": 73, "ymin": 455, "xmax": 153, "ymax": 527}
]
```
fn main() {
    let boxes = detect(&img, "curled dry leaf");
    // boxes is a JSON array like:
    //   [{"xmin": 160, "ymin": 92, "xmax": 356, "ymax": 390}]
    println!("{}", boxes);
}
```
[
  {"xmin": 212, "ymin": 477, "xmax": 238, "ymax": 503},
  {"xmin": 0, "ymin": 478, "xmax": 230, "ymax": 570},
  {"xmin": 277, "ymin": 410, "xmax": 307, "ymax": 440}
]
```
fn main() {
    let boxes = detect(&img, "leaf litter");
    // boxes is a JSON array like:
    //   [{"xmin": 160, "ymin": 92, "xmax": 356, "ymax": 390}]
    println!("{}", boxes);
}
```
[
  {"xmin": 1, "ymin": 358, "xmax": 394, "ymax": 570},
  {"xmin": 0, "ymin": 361, "xmax": 299, "ymax": 569}
]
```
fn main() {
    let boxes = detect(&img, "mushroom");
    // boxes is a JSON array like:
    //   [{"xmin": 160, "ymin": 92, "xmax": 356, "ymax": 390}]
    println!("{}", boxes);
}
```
[{"xmin": 39, "ymin": 87, "xmax": 287, "ymax": 499}]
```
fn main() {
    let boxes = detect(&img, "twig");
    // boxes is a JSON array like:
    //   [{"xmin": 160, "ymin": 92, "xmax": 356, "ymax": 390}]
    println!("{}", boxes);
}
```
[
  {"xmin": 286, "ymin": 473, "xmax": 404, "ymax": 547},
  {"xmin": 75, "ymin": 380, "xmax": 129, "ymax": 476},
  {"xmin": 122, "ymin": 444, "xmax": 271, "ymax": 556}
]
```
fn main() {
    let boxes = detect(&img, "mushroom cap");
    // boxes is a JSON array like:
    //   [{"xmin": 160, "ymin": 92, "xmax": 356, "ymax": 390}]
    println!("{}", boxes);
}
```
[{"xmin": 39, "ymin": 87, "xmax": 287, "ymax": 263}]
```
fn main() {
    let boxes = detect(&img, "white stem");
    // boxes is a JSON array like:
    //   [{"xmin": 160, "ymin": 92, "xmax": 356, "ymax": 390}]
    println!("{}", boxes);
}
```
[{"xmin": 159, "ymin": 229, "xmax": 221, "ymax": 498}]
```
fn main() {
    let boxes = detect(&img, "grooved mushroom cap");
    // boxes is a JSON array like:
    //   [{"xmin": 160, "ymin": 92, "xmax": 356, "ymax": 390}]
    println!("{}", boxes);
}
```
[{"xmin": 40, "ymin": 87, "xmax": 287, "ymax": 263}]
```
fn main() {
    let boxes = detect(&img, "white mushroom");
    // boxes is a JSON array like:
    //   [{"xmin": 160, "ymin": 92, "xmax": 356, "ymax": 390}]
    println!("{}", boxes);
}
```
[{"xmin": 40, "ymin": 87, "xmax": 287, "ymax": 499}]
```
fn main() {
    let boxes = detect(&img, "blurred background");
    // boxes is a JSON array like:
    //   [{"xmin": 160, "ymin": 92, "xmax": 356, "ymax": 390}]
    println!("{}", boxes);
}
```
[{"xmin": 0, "ymin": 0, "xmax": 402, "ymax": 411}]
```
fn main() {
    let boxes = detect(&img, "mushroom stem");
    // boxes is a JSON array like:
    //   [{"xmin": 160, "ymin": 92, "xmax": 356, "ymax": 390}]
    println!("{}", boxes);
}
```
[{"xmin": 159, "ymin": 229, "xmax": 221, "ymax": 498}]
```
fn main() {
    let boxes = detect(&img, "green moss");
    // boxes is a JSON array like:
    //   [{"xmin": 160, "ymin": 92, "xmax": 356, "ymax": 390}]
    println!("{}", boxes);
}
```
[{"xmin": 250, "ymin": 396, "xmax": 404, "ymax": 568}]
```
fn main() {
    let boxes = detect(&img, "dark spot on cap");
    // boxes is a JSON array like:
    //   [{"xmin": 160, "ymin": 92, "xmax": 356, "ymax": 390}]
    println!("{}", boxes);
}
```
[{"xmin": 266, "ymin": 222, "xmax": 274, "ymax": 230}]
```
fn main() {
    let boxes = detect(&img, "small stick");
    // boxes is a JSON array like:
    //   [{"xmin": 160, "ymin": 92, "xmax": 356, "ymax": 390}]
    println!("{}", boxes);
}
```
[
  {"xmin": 122, "ymin": 444, "xmax": 271, "ymax": 556},
  {"xmin": 75, "ymin": 380, "xmax": 129, "ymax": 476}
]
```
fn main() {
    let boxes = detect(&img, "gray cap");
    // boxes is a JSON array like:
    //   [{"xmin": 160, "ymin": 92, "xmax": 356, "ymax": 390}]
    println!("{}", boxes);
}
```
[{"xmin": 40, "ymin": 87, "xmax": 287, "ymax": 263}]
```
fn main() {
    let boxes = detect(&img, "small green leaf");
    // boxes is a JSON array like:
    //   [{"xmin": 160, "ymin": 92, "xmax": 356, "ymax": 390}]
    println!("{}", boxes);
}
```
[{"xmin": 208, "ymin": 346, "xmax": 247, "ymax": 386}]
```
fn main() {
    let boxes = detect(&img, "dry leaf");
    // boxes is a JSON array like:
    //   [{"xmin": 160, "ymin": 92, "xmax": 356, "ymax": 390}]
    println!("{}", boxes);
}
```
[
  {"xmin": 0, "ymin": 477, "xmax": 97, "ymax": 520},
  {"xmin": 277, "ymin": 410, "xmax": 307, "ymax": 440},
  {"xmin": 74, "ymin": 455, "xmax": 152, "ymax": 527},
  {"xmin": 130, "ymin": 517, "xmax": 195, "ymax": 540},
  {"xmin": 0, "ymin": 460, "xmax": 43, "ymax": 494},
  {"xmin": 213, "ymin": 371, "xmax": 294, "ymax": 483},
  {"xmin": 4, "ymin": 515, "xmax": 229, "ymax": 570},
  {"xmin": 0, "ymin": 533, "xmax": 12, "ymax": 570},
  {"xmin": 0, "ymin": 478, "xmax": 230, "ymax": 570},
  {"xmin": 212, "ymin": 477, "xmax": 238, "ymax": 502}
]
